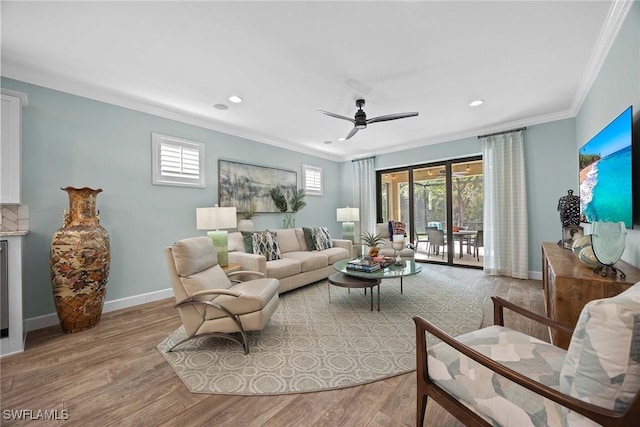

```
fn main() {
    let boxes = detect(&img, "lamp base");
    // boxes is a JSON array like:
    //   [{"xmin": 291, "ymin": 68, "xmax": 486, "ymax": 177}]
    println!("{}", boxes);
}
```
[
  {"xmin": 342, "ymin": 222, "xmax": 355, "ymax": 242},
  {"xmin": 207, "ymin": 230, "xmax": 229, "ymax": 267}
]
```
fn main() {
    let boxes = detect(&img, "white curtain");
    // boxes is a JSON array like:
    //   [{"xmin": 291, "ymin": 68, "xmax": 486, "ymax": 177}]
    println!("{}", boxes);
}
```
[
  {"xmin": 481, "ymin": 130, "xmax": 529, "ymax": 279},
  {"xmin": 352, "ymin": 156, "xmax": 376, "ymax": 241}
]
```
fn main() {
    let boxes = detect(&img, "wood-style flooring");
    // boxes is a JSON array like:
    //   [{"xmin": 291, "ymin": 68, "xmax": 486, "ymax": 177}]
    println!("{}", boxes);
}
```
[{"xmin": 0, "ymin": 266, "xmax": 548, "ymax": 426}]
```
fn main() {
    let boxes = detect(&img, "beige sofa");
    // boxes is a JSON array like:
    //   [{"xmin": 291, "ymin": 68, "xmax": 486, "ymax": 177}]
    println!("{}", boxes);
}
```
[{"xmin": 228, "ymin": 227, "xmax": 352, "ymax": 293}]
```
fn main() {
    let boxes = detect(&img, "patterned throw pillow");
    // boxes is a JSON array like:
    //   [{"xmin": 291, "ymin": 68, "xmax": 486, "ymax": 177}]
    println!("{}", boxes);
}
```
[
  {"xmin": 250, "ymin": 231, "xmax": 282, "ymax": 261},
  {"xmin": 388, "ymin": 220, "xmax": 407, "ymax": 237},
  {"xmin": 559, "ymin": 282, "xmax": 640, "ymax": 418},
  {"xmin": 313, "ymin": 227, "xmax": 334, "ymax": 250}
]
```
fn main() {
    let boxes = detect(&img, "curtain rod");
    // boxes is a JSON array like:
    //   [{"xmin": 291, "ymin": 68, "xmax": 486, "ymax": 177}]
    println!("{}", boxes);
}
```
[
  {"xmin": 477, "ymin": 127, "xmax": 527, "ymax": 139},
  {"xmin": 351, "ymin": 155, "xmax": 376, "ymax": 162}
]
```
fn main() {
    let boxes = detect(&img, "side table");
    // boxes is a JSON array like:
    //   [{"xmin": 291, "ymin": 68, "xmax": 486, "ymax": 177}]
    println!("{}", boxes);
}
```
[
  {"xmin": 328, "ymin": 272, "xmax": 381, "ymax": 311},
  {"xmin": 221, "ymin": 263, "xmax": 241, "ymax": 274}
]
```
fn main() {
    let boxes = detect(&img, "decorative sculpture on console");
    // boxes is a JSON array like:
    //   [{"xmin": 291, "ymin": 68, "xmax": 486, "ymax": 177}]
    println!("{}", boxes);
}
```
[
  {"xmin": 557, "ymin": 189, "xmax": 581, "ymax": 247},
  {"xmin": 591, "ymin": 221, "xmax": 626, "ymax": 279}
]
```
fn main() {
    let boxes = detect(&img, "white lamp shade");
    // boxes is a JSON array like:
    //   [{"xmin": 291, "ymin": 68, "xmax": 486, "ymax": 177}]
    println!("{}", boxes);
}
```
[
  {"xmin": 196, "ymin": 206, "xmax": 237, "ymax": 230},
  {"xmin": 336, "ymin": 207, "xmax": 360, "ymax": 222}
]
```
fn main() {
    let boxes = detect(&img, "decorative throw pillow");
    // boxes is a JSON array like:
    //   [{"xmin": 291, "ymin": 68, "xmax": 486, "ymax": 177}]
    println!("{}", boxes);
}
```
[
  {"xmin": 314, "ymin": 227, "xmax": 334, "ymax": 250},
  {"xmin": 302, "ymin": 227, "xmax": 317, "ymax": 251},
  {"xmin": 559, "ymin": 282, "xmax": 640, "ymax": 416},
  {"xmin": 240, "ymin": 231, "xmax": 255, "ymax": 253},
  {"xmin": 388, "ymin": 220, "xmax": 407, "ymax": 237},
  {"xmin": 251, "ymin": 231, "xmax": 282, "ymax": 261}
]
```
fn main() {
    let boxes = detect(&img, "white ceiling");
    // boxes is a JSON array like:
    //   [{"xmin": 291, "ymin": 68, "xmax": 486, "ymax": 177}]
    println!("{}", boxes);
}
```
[{"xmin": 1, "ymin": 1, "xmax": 629, "ymax": 161}]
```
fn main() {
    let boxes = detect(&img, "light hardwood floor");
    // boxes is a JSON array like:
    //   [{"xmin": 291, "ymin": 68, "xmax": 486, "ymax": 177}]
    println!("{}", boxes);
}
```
[{"xmin": 0, "ymin": 266, "xmax": 547, "ymax": 426}]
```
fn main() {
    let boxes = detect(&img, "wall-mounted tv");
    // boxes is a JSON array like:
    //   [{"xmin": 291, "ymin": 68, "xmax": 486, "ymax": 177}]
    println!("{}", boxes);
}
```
[{"xmin": 579, "ymin": 106, "xmax": 633, "ymax": 229}]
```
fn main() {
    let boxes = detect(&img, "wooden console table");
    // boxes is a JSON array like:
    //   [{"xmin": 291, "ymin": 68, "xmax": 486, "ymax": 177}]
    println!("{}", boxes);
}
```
[{"xmin": 541, "ymin": 242, "xmax": 640, "ymax": 349}]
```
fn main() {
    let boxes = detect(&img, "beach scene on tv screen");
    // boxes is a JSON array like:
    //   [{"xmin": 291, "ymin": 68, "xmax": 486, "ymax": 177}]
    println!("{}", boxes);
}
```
[{"xmin": 579, "ymin": 107, "xmax": 633, "ymax": 229}]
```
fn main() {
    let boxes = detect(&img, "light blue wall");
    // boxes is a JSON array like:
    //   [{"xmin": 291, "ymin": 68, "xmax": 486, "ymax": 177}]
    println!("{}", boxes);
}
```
[
  {"xmin": 341, "ymin": 119, "xmax": 576, "ymax": 273},
  {"xmin": 4, "ymin": 2, "xmax": 638, "ymax": 321},
  {"xmin": 1, "ymin": 78, "xmax": 343, "ymax": 319},
  {"xmin": 576, "ymin": 1, "xmax": 640, "ymax": 267}
]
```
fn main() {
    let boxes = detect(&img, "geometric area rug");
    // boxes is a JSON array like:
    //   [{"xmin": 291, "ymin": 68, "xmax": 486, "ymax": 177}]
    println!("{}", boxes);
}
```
[{"xmin": 156, "ymin": 268, "xmax": 483, "ymax": 395}]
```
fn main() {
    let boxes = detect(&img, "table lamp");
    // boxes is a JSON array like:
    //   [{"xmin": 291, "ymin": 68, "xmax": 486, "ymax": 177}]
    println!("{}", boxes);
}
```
[
  {"xmin": 336, "ymin": 206, "xmax": 360, "ymax": 242},
  {"xmin": 196, "ymin": 205, "xmax": 237, "ymax": 267}
]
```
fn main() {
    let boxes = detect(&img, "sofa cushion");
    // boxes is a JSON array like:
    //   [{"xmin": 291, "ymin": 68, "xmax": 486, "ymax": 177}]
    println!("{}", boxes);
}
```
[
  {"xmin": 228, "ymin": 231, "xmax": 245, "ymax": 253},
  {"xmin": 273, "ymin": 228, "xmax": 301, "ymax": 253},
  {"xmin": 282, "ymin": 251, "xmax": 328, "ymax": 272},
  {"xmin": 560, "ymin": 281, "xmax": 640, "ymax": 416},
  {"xmin": 251, "ymin": 231, "xmax": 282, "ymax": 261},
  {"xmin": 320, "ymin": 247, "xmax": 350, "ymax": 264},
  {"xmin": 265, "ymin": 257, "xmax": 301, "ymax": 279},
  {"xmin": 376, "ymin": 223, "xmax": 390, "ymax": 238},
  {"xmin": 428, "ymin": 325, "xmax": 567, "ymax": 426}
]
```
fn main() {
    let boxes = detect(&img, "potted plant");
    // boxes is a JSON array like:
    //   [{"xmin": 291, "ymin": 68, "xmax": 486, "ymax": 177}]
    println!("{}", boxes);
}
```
[
  {"xmin": 360, "ymin": 230, "xmax": 384, "ymax": 257},
  {"xmin": 237, "ymin": 202, "xmax": 258, "ymax": 232},
  {"xmin": 270, "ymin": 188, "xmax": 306, "ymax": 228}
]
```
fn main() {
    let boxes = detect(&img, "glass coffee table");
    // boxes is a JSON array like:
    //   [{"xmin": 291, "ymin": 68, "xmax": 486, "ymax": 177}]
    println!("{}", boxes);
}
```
[{"xmin": 330, "ymin": 259, "xmax": 422, "ymax": 311}]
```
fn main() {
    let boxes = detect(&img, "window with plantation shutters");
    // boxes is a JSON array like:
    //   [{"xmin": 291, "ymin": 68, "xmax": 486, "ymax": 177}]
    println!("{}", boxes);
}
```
[
  {"xmin": 152, "ymin": 133, "xmax": 205, "ymax": 188},
  {"xmin": 302, "ymin": 163, "xmax": 323, "ymax": 196}
]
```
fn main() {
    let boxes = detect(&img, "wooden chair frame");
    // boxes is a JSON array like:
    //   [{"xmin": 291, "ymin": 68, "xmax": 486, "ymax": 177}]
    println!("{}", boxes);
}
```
[{"xmin": 414, "ymin": 296, "xmax": 640, "ymax": 426}]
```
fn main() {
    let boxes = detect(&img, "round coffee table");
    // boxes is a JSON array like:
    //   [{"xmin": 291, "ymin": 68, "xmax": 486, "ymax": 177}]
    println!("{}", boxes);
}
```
[
  {"xmin": 327, "ymin": 272, "xmax": 381, "ymax": 311},
  {"xmin": 333, "ymin": 258, "xmax": 422, "ymax": 294}
]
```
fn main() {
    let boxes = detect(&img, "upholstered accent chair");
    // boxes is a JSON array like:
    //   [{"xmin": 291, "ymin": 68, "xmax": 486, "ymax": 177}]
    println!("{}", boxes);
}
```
[
  {"xmin": 375, "ymin": 222, "xmax": 415, "ymax": 259},
  {"xmin": 165, "ymin": 236, "xmax": 280, "ymax": 354},
  {"xmin": 414, "ymin": 282, "xmax": 640, "ymax": 426}
]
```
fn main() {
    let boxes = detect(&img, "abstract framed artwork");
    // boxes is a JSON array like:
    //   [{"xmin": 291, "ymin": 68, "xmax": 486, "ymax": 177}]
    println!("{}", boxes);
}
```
[{"xmin": 218, "ymin": 159, "xmax": 297, "ymax": 213}]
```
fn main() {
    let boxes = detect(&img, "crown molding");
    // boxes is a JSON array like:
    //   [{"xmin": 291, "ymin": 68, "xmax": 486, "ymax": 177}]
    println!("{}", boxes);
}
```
[{"xmin": 569, "ymin": 0, "xmax": 633, "ymax": 114}]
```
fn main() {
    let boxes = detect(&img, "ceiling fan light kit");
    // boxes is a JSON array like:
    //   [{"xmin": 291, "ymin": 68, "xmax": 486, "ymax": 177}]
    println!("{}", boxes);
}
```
[{"xmin": 319, "ymin": 99, "xmax": 418, "ymax": 140}]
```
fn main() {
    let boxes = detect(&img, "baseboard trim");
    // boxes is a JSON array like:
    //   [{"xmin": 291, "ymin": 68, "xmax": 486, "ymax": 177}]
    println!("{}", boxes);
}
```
[
  {"xmin": 529, "ymin": 271, "xmax": 542, "ymax": 281},
  {"xmin": 25, "ymin": 288, "xmax": 174, "ymax": 332}
]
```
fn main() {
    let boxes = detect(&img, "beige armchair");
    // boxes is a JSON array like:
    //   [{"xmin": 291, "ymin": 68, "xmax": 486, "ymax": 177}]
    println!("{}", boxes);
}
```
[
  {"xmin": 165, "ymin": 236, "xmax": 280, "ymax": 354},
  {"xmin": 375, "ymin": 223, "xmax": 415, "ymax": 259},
  {"xmin": 414, "ymin": 282, "xmax": 640, "ymax": 426}
]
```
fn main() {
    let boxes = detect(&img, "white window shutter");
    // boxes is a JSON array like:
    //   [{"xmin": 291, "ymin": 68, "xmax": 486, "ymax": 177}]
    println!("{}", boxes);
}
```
[
  {"xmin": 152, "ymin": 133, "xmax": 205, "ymax": 188},
  {"xmin": 302, "ymin": 164, "xmax": 323, "ymax": 196}
]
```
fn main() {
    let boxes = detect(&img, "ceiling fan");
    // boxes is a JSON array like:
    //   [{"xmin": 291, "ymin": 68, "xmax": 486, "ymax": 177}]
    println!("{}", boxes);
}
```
[{"xmin": 318, "ymin": 99, "xmax": 418, "ymax": 140}]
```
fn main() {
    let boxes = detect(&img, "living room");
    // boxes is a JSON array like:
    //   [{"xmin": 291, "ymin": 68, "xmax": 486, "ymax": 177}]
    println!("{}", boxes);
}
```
[{"xmin": 1, "ymin": 1, "xmax": 639, "ymax": 425}]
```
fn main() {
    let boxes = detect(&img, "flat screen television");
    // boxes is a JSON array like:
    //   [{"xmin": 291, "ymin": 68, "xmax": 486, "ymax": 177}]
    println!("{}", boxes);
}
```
[{"xmin": 579, "ymin": 106, "xmax": 634, "ymax": 229}]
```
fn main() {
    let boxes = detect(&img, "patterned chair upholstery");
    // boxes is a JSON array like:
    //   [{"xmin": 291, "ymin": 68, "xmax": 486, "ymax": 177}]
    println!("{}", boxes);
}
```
[{"xmin": 414, "ymin": 281, "xmax": 640, "ymax": 426}]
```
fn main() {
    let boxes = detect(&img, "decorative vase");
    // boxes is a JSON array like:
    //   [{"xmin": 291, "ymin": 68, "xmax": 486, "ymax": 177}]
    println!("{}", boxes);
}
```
[
  {"xmin": 50, "ymin": 187, "xmax": 110, "ymax": 333},
  {"xmin": 237, "ymin": 219, "xmax": 254, "ymax": 232},
  {"xmin": 283, "ymin": 212, "xmax": 295, "ymax": 228}
]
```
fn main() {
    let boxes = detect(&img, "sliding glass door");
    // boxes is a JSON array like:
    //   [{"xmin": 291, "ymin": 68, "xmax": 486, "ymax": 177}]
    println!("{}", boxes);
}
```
[{"xmin": 378, "ymin": 156, "xmax": 483, "ymax": 267}]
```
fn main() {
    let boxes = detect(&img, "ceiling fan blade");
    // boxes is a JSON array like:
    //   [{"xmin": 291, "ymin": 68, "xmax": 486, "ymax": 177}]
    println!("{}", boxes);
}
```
[
  {"xmin": 318, "ymin": 110, "xmax": 356, "ymax": 124},
  {"xmin": 345, "ymin": 127, "xmax": 359, "ymax": 140},
  {"xmin": 367, "ymin": 112, "xmax": 419, "ymax": 124}
]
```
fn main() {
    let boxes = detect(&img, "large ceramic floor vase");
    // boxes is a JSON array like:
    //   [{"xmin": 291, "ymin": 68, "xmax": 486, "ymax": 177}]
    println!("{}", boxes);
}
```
[{"xmin": 50, "ymin": 187, "xmax": 110, "ymax": 333}]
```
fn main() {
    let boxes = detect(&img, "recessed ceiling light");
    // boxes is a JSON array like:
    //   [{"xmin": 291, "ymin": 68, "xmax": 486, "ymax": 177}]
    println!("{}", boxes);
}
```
[
  {"xmin": 228, "ymin": 95, "xmax": 243, "ymax": 103},
  {"xmin": 469, "ymin": 99, "xmax": 484, "ymax": 107},
  {"xmin": 213, "ymin": 103, "xmax": 229, "ymax": 110},
  {"xmin": 323, "ymin": 140, "xmax": 333, "ymax": 145},
  {"xmin": 338, "ymin": 137, "xmax": 346, "ymax": 142}
]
